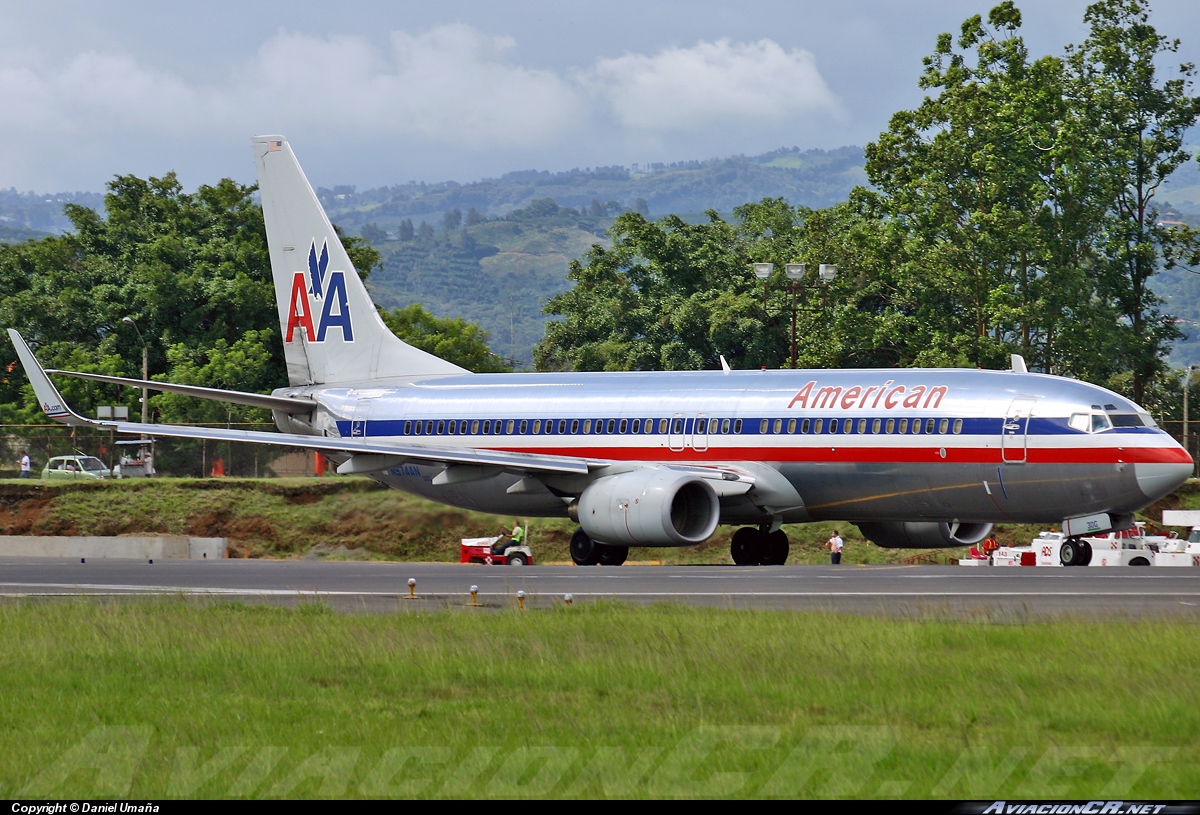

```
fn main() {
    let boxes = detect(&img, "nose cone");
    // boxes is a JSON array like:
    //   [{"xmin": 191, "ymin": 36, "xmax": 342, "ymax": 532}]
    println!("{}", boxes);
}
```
[{"xmin": 1136, "ymin": 457, "xmax": 1194, "ymax": 502}]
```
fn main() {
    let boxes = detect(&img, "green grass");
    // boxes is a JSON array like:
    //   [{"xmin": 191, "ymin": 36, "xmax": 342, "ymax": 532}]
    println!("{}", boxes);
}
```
[{"xmin": 0, "ymin": 601, "xmax": 1195, "ymax": 798}]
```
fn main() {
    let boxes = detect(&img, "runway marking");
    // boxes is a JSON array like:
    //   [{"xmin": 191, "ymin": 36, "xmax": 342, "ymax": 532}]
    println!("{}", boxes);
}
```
[{"xmin": 2, "ymin": 583, "xmax": 1200, "ymax": 599}]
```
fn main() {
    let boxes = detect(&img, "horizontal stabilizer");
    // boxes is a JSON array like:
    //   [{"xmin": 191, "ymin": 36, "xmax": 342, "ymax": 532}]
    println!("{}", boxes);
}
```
[{"xmin": 45, "ymin": 369, "xmax": 317, "ymax": 412}]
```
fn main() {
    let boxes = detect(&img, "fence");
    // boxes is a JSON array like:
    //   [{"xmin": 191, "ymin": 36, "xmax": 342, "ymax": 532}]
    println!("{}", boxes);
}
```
[{"xmin": 1, "ymin": 424, "xmax": 326, "ymax": 479}]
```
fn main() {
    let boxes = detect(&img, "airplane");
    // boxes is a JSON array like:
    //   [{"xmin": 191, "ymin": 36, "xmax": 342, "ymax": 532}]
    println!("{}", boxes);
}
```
[{"xmin": 7, "ymin": 135, "xmax": 1194, "ymax": 566}]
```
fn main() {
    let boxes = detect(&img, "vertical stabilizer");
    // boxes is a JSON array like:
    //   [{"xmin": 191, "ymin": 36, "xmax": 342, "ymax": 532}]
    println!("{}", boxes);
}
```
[{"xmin": 252, "ymin": 136, "xmax": 467, "ymax": 386}]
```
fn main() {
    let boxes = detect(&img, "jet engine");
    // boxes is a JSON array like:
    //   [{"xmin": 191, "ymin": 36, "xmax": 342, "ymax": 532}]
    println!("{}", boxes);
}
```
[
  {"xmin": 855, "ymin": 521, "xmax": 993, "ymax": 549},
  {"xmin": 573, "ymin": 469, "xmax": 720, "ymax": 546}
]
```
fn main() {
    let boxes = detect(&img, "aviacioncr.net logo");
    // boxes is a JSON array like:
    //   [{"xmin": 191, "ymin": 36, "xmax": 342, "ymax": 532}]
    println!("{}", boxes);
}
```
[{"xmin": 285, "ymin": 239, "xmax": 354, "ymax": 343}]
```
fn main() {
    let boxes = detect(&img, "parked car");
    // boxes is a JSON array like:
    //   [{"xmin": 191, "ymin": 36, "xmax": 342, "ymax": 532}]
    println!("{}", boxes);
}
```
[{"xmin": 42, "ymin": 455, "xmax": 111, "ymax": 480}]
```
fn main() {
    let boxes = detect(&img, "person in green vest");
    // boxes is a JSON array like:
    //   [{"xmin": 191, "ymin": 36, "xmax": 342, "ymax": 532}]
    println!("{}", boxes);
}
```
[{"xmin": 493, "ymin": 520, "xmax": 525, "ymax": 555}]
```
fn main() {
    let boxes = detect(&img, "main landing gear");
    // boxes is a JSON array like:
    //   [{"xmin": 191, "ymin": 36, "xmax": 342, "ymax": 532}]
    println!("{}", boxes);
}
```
[
  {"xmin": 730, "ymin": 526, "xmax": 790, "ymax": 566},
  {"xmin": 570, "ymin": 529, "xmax": 628, "ymax": 566}
]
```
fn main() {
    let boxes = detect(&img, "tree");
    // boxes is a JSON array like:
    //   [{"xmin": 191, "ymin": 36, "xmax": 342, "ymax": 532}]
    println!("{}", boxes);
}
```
[
  {"xmin": 443, "ymin": 208, "xmax": 463, "ymax": 231},
  {"xmin": 381, "ymin": 304, "xmax": 508, "ymax": 373},
  {"xmin": 1065, "ymin": 0, "xmax": 1200, "ymax": 402}
]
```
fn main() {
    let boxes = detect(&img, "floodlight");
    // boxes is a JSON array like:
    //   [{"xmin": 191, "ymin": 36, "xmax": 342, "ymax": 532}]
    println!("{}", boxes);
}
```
[
  {"xmin": 752, "ymin": 263, "xmax": 773, "ymax": 279},
  {"xmin": 785, "ymin": 263, "xmax": 806, "ymax": 280},
  {"xmin": 819, "ymin": 264, "xmax": 838, "ymax": 282}
]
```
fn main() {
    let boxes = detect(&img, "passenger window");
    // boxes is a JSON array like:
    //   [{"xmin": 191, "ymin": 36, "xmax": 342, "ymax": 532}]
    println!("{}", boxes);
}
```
[
  {"xmin": 872, "ymin": 418, "xmax": 881, "ymax": 434},
  {"xmin": 571, "ymin": 420, "xmax": 580, "ymax": 434},
  {"xmin": 814, "ymin": 419, "xmax": 824, "ymax": 434},
  {"xmin": 659, "ymin": 419, "xmax": 669, "ymax": 434},
  {"xmin": 532, "ymin": 420, "xmax": 541, "ymax": 434},
  {"xmin": 506, "ymin": 420, "xmax": 515, "ymax": 434},
  {"xmin": 595, "ymin": 420, "xmax": 604, "ymax": 434},
  {"xmin": 583, "ymin": 420, "xmax": 592, "ymax": 434},
  {"xmin": 773, "ymin": 419, "xmax": 782, "ymax": 434},
  {"xmin": 760, "ymin": 419, "xmax": 769, "ymax": 433},
  {"xmin": 734, "ymin": 419, "xmax": 742, "ymax": 433},
  {"xmin": 844, "ymin": 419, "xmax": 854, "ymax": 434},
  {"xmin": 518, "ymin": 420, "xmax": 527, "ymax": 434},
  {"xmin": 722, "ymin": 418, "xmax": 731, "ymax": 434},
  {"xmin": 606, "ymin": 419, "xmax": 616, "ymax": 434},
  {"xmin": 404, "ymin": 421, "xmax": 412, "ymax": 435},
  {"xmin": 619, "ymin": 419, "xmax": 629, "ymax": 434},
  {"xmin": 471, "ymin": 421, "xmax": 480, "ymax": 434},
  {"xmin": 672, "ymin": 418, "xmax": 684, "ymax": 434},
  {"xmin": 926, "ymin": 419, "xmax": 935, "ymax": 434},
  {"xmin": 645, "ymin": 419, "xmax": 654, "ymax": 434},
  {"xmin": 801, "ymin": 418, "xmax": 810, "ymax": 433},
  {"xmin": 481, "ymin": 420, "xmax": 491, "ymax": 434},
  {"xmin": 829, "ymin": 419, "xmax": 838, "ymax": 433},
  {"xmin": 858, "ymin": 419, "xmax": 867, "ymax": 434},
  {"xmin": 787, "ymin": 419, "xmax": 796, "ymax": 434},
  {"xmin": 938, "ymin": 418, "xmax": 948, "ymax": 434},
  {"xmin": 952, "ymin": 418, "xmax": 963, "ymax": 434},
  {"xmin": 897, "ymin": 419, "xmax": 907, "ymax": 434}
]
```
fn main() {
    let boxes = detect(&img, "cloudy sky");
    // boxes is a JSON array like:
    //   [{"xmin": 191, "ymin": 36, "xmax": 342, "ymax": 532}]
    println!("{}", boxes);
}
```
[{"xmin": 1, "ymin": 0, "xmax": 1196, "ymax": 192}]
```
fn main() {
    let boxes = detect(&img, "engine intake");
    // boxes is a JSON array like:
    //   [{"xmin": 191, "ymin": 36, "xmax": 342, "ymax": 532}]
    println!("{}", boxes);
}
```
[
  {"xmin": 574, "ymin": 469, "xmax": 720, "ymax": 546},
  {"xmin": 856, "ymin": 521, "xmax": 993, "ymax": 549}
]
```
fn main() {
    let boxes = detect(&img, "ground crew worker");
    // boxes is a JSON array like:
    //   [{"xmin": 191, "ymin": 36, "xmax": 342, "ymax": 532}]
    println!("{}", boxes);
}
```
[
  {"xmin": 493, "ymin": 520, "xmax": 525, "ymax": 555},
  {"xmin": 827, "ymin": 530, "xmax": 844, "ymax": 565}
]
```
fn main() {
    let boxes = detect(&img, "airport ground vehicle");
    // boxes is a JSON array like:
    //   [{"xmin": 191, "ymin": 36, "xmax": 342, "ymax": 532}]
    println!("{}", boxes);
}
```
[
  {"xmin": 459, "ymin": 537, "xmax": 534, "ymax": 566},
  {"xmin": 7, "ymin": 136, "xmax": 1193, "ymax": 566},
  {"xmin": 41, "ymin": 454, "xmax": 110, "ymax": 481}
]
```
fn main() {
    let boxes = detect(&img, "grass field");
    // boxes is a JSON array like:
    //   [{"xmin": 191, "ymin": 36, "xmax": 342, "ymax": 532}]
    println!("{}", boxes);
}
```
[
  {"xmin": 0, "ymin": 600, "xmax": 1196, "ymax": 799},
  {"xmin": 0, "ymin": 476, "xmax": 1114, "ymax": 564}
]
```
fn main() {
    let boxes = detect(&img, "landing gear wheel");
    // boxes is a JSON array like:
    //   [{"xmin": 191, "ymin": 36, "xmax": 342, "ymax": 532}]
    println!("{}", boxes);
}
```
[
  {"xmin": 1060, "ymin": 539, "xmax": 1091, "ymax": 566},
  {"xmin": 731, "ymin": 527, "xmax": 766, "ymax": 566},
  {"xmin": 507, "ymin": 552, "xmax": 527, "ymax": 566},
  {"xmin": 597, "ymin": 544, "xmax": 628, "ymax": 566},
  {"xmin": 570, "ymin": 529, "xmax": 600, "ymax": 566},
  {"xmin": 764, "ymin": 530, "xmax": 790, "ymax": 566}
]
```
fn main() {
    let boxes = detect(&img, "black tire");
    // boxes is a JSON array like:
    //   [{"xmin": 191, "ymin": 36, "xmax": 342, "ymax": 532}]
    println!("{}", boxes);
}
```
[
  {"xmin": 1060, "ymin": 540, "xmax": 1080, "ymax": 566},
  {"xmin": 570, "ymin": 529, "xmax": 600, "ymax": 566},
  {"xmin": 1129, "ymin": 556, "xmax": 1151, "ymax": 566},
  {"xmin": 731, "ymin": 527, "xmax": 764, "ymax": 566},
  {"xmin": 1078, "ymin": 540, "xmax": 1092, "ymax": 566},
  {"xmin": 597, "ymin": 544, "xmax": 628, "ymax": 566},
  {"xmin": 764, "ymin": 530, "xmax": 790, "ymax": 566},
  {"xmin": 507, "ymin": 552, "xmax": 527, "ymax": 566}
]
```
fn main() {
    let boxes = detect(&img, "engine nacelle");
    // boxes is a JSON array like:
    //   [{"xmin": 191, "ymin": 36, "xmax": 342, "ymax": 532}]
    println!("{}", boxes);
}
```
[
  {"xmin": 574, "ymin": 469, "xmax": 720, "ymax": 546},
  {"xmin": 856, "ymin": 521, "xmax": 993, "ymax": 549}
]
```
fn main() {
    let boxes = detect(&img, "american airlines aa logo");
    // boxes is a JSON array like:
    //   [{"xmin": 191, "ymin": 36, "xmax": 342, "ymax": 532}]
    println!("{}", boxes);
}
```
[{"xmin": 285, "ymin": 239, "xmax": 354, "ymax": 343}]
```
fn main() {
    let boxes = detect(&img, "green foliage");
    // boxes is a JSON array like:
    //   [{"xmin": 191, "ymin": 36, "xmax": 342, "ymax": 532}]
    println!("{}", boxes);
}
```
[{"xmin": 381, "ymin": 303, "xmax": 508, "ymax": 373}]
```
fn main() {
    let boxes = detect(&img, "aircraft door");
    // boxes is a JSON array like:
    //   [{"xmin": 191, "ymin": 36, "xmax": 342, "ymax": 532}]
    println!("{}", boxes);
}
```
[
  {"xmin": 668, "ymin": 413, "xmax": 685, "ymax": 452},
  {"xmin": 1001, "ymin": 396, "xmax": 1036, "ymax": 464},
  {"xmin": 692, "ymin": 414, "xmax": 710, "ymax": 452}
]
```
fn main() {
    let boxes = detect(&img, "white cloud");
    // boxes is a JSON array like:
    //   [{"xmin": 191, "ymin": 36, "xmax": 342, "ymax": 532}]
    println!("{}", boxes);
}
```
[
  {"xmin": 587, "ymin": 38, "xmax": 839, "ymax": 131},
  {"xmin": 0, "ymin": 24, "xmax": 842, "ymax": 189},
  {"xmin": 230, "ymin": 25, "xmax": 585, "ymax": 147}
]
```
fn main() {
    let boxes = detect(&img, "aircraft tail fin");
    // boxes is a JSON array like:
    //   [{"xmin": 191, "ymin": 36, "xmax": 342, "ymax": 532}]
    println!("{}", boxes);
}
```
[{"xmin": 251, "ymin": 136, "xmax": 467, "ymax": 386}]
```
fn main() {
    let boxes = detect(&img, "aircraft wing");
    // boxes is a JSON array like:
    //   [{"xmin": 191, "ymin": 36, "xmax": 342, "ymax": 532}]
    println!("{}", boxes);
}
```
[
  {"xmin": 8, "ymin": 329, "xmax": 760, "ymax": 489},
  {"xmin": 9, "ymin": 329, "xmax": 589, "ymax": 476}
]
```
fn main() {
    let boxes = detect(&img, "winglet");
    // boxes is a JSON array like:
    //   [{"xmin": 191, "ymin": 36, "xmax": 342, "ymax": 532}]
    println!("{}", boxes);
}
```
[
  {"xmin": 6, "ymin": 329, "xmax": 94, "ymax": 426},
  {"xmin": 1010, "ymin": 354, "xmax": 1028, "ymax": 373}
]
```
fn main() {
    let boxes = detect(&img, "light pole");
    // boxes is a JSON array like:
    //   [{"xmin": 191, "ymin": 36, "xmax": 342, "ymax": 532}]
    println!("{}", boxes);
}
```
[
  {"xmin": 1185, "ymin": 364, "xmax": 1198, "ymax": 476},
  {"xmin": 122, "ymin": 317, "xmax": 149, "ymax": 425},
  {"xmin": 752, "ymin": 262, "xmax": 838, "ymax": 369}
]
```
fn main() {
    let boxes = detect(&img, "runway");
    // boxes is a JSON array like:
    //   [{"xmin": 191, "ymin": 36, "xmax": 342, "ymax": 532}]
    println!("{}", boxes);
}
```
[{"xmin": 3, "ymin": 558, "xmax": 1200, "ymax": 617}]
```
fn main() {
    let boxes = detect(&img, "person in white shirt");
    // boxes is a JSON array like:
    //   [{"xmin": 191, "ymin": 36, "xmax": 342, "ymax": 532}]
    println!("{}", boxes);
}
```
[
  {"xmin": 827, "ymin": 530, "xmax": 844, "ymax": 565},
  {"xmin": 17, "ymin": 451, "xmax": 31, "ymax": 479}
]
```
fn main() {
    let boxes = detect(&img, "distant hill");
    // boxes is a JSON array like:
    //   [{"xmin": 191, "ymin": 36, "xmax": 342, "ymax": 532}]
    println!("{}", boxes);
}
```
[
  {"xmin": 0, "ymin": 188, "xmax": 105, "ymax": 234},
  {"xmin": 318, "ymin": 145, "xmax": 867, "ymax": 233}
]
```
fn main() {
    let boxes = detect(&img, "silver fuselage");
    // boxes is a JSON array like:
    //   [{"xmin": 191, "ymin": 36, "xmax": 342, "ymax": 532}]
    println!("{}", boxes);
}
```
[{"xmin": 273, "ymin": 367, "xmax": 1192, "ymax": 537}]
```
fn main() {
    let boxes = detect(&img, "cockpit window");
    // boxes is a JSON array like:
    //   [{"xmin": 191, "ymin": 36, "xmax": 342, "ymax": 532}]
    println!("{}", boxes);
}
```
[
  {"xmin": 1091, "ymin": 413, "xmax": 1112, "ymax": 432},
  {"xmin": 1109, "ymin": 414, "xmax": 1144, "ymax": 428},
  {"xmin": 1141, "ymin": 413, "xmax": 1159, "ymax": 428},
  {"xmin": 1068, "ymin": 413, "xmax": 1089, "ymax": 432}
]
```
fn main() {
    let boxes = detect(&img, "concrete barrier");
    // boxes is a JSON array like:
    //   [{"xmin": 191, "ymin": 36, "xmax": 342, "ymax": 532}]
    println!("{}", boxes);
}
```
[{"xmin": 0, "ymin": 536, "xmax": 227, "ymax": 559}]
